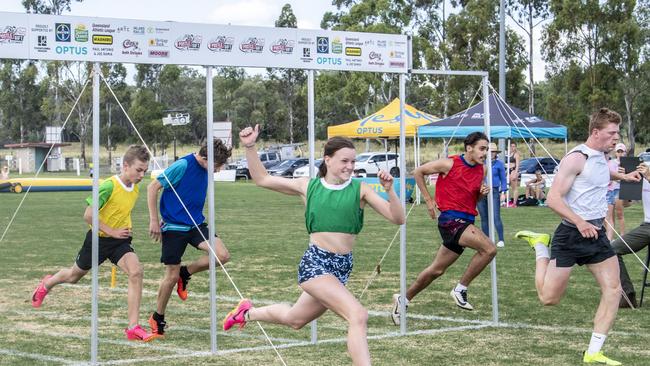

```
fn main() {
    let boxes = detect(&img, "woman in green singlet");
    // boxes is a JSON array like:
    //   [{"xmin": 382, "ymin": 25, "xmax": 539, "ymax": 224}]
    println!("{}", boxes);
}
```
[{"xmin": 223, "ymin": 125, "xmax": 405, "ymax": 366}]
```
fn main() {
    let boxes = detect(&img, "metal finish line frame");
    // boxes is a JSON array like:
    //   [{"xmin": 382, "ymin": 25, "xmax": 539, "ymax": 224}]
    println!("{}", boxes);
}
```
[{"xmin": 0, "ymin": 12, "xmax": 498, "ymax": 365}]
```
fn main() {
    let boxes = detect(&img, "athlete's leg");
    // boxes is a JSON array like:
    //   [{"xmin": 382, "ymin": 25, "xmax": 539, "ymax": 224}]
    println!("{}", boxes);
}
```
[
  {"xmin": 457, "ymin": 224, "xmax": 497, "ymax": 286},
  {"xmin": 301, "ymin": 275, "xmax": 370, "ymax": 366},
  {"xmin": 406, "ymin": 246, "xmax": 460, "ymax": 300},
  {"xmin": 117, "ymin": 252, "xmax": 144, "ymax": 328},
  {"xmin": 156, "ymin": 264, "xmax": 180, "ymax": 315},
  {"xmin": 190, "ymin": 237, "xmax": 230, "ymax": 274},
  {"xmin": 587, "ymin": 256, "xmax": 621, "ymax": 334},
  {"xmin": 535, "ymin": 258, "xmax": 573, "ymax": 305},
  {"xmin": 45, "ymin": 264, "xmax": 88, "ymax": 289},
  {"xmin": 248, "ymin": 291, "xmax": 328, "ymax": 329}
]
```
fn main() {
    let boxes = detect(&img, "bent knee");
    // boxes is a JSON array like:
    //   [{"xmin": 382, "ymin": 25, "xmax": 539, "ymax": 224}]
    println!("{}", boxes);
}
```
[
  {"xmin": 218, "ymin": 251, "xmax": 231, "ymax": 265},
  {"xmin": 539, "ymin": 294, "xmax": 561, "ymax": 306},
  {"xmin": 348, "ymin": 307, "xmax": 368, "ymax": 327},
  {"xmin": 129, "ymin": 266, "xmax": 144, "ymax": 280}
]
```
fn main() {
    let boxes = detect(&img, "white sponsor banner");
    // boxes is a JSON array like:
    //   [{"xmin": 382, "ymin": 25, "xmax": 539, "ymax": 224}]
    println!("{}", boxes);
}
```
[{"xmin": 0, "ymin": 12, "xmax": 408, "ymax": 73}]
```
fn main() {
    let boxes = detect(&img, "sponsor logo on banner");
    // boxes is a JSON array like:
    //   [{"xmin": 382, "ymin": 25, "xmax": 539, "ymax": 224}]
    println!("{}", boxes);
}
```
[
  {"xmin": 122, "ymin": 39, "xmax": 142, "ymax": 55},
  {"xmin": 316, "ymin": 57, "xmax": 341, "ymax": 66},
  {"xmin": 301, "ymin": 47, "xmax": 313, "ymax": 63},
  {"xmin": 133, "ymin": 26, "xmax": 145, "ymax": 35},
  {"xmin": 55, "ymin": 45, "xmax": 87, "ymax": 55},
  {"xmin": 368, "ymin": 51, "xmax": 384, "ymax": 66},
  {"xmin": 0, "ymin": 26, "xmax": 26, "ymax": 44},
  {"xmin": 149, "ymin": 49, "xmax": 169, "ymax": 58},
  {"xmin": 148, "ymin": 38, "xmax": 168, "ymax": 47},
  {"xmin": 93, "ymin": 34, "xmax": 113, "ymax": 45},
  {"xmin": 345, "ymin": 47, "xmax": 361, "ymax": 56},
  {"xmin": 74, "ymin": 24, "xmax": 88, "ymax": 42},
  {"xmin": 377, "ymin": 40, "xmax": 387, "ymax": 48},
  {"xmin": 175, "ymin": 34, "xmax": 202, "ymax": 51},
  {"xmin": 389, "ymin": 50, "xmax": 404, "ymax": 59},
  {"xmin": 364, "ymin": 39, "xmax": 375, "ymax": 46},
  {"xmin": 270, "ymin": 39, "xmax": 294, "ymax": 54},
  {"xmin": 239, "ymin": 37, "xmax": 264, "ymax": 53},
  {"xmin": 117, "ymin": 26, "xmax": 130, "ymax": 33},
  {"xmin": 148, "ymin": 26, "xmax": 170, "ymax": 34},
  {"xmin": 316, "ymin": 37, "xmax": 328, "ymax": 53},
  {"xmin": 331, "ymin": 37, "xmax": 342, "ymax": 54},
  {"xmin": 207, "ymin": 36, "xmax": 234, "ymax": 52},
  {"xmin": 55, "ymin": 23, "xmax": 71, "ymax": 42},
  {"xmin": 345, "ymin": 37, "xmax": 362, "ymax": 46},
  {"xmin": 92, "ymin": 23, "xmax": 115, "ymax": 33},
  {"xmin": 35, "ymin": 35, "xmax": 50, "ymax": 52},
  {"xmin": 389, "ymin": 61, "xmax": 405, "ymax": 68}
]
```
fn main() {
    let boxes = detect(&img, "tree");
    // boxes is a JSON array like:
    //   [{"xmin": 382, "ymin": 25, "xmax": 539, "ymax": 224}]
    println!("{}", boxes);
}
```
[
  {"xmin": 22, "ymin": 0, "xmax": 81, "ymax": 14},
  {"xmin": 506, "ymin": 0, "xmax": 550, "ymax": 113},
  {"xmin": 267, "ymin": 4, "xmax": 306, "ymax": 143}
]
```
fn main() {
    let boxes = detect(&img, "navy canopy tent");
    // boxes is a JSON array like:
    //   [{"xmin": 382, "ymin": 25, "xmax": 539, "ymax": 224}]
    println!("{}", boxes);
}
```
[{"xmin": 417, "ymin": 93, "xmax": 567, "ymax": 139}]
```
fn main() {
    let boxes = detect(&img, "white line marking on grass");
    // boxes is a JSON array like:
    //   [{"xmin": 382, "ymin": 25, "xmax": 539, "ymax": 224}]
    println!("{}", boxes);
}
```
[
  {"xmin": 14, "ymin": 328, "xmax": 195, "ymax": 355},
  {"xmin": 0, "ymin": 348, "xmax": 81, "ymax": 364},
  {"xmin": 10, "ymin": 309, "xmax": 303, "ymax": 344},
  {"xmin": 94, "ymin": 324, "xmax": 491, "ymax": 365}
]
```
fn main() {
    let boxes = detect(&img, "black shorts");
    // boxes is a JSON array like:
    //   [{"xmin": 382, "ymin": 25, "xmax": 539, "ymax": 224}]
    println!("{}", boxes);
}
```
[
  {"xmin": 438, "ymin": 218, "xmax": 473, "ymax": 255},
  {"xmin": 550, "ymin": 223, "xmax": 615, "ymax": 267},
  {"xmin": 161, "ymin": 223, "xmax": 217, "ymax": 265},
  {"xmin": 76, "ymin": 230, "xmax": 134, "ymax": 271}
]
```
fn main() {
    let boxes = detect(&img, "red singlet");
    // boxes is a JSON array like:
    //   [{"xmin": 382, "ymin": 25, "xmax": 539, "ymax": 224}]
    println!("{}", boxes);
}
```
[{"xmin": 435, "ymin": 155, "xmax": 484, "ymax": 216}]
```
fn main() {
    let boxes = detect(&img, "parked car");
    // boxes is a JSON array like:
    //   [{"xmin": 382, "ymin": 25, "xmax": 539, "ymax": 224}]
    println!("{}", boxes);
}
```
[
  {"xmin": 235, "ymin": 151, "xmax": 282, "ymax": 179},
  {"xmin": 268, "ymin": 158, "xmax": 309, "ymax": 177},
  {"xmin": 517, "ymin": 157, "xmax": 560, "ymax": 175},
  {"xmin": 293, "ymin": 159, "xmax": 323, "ymax": 178},
  {"xmin": 354, "ymin": 152, "xmax": 400, "ymax": 177}
]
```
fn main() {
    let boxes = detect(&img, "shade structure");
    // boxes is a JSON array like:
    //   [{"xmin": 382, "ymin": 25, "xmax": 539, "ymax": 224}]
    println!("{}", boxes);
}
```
[
  {"xmin": 417, "ymin": 93, "xmax": 567, "ymax": 139},
  {"xmin": 327, "ymin": 98, "xmax": 438, "ymax": 139}
]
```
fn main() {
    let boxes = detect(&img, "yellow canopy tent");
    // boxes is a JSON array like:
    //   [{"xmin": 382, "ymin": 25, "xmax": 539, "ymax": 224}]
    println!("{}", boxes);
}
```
[{"xmin": 327, "ymin": 98, "xmax": 438, "ymax": 138}]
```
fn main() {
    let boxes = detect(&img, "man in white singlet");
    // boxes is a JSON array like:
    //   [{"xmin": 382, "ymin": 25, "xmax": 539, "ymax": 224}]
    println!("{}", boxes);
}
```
[{"xmin": 515, "ymin": 108, "xmax": 640, "ymax": 365}]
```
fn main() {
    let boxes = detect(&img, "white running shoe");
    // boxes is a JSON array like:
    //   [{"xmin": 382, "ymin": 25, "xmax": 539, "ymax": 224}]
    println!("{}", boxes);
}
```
[
  {"xmin": 450, "ymin": 288, "xmax": 474, "ymax": 310},
  {"xmin": 390, "ymin": 293, "xmax": 408, "ymax": 326},
  {"xmin": 496, "ymin": 241, "xmax": 505, "ymax": 248}
]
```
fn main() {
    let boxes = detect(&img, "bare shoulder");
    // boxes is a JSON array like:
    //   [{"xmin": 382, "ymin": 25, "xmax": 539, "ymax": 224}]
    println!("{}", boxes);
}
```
[{"xmin": 558, "ymin": 152, "xmax": 587, "ymax": 175}]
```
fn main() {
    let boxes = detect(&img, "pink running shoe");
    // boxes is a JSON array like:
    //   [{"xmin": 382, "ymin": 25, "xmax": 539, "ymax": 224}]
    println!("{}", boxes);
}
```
[
  {"xmin": 125, "ymin": 325, "xmax": 156, "ymax": 342},
  {"xmin": 223, "ymin": 299, "xmax": 252, "ymax": 331},
  {"xmin": 31, "ymin": 275, "xmax": 52, "ymax": 308}
]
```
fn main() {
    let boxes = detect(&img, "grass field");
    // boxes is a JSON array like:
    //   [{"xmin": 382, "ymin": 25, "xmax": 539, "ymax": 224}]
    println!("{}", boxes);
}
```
[{"xmin": 0, "ymin": 178, "xmax": 649, "ymax": 365}]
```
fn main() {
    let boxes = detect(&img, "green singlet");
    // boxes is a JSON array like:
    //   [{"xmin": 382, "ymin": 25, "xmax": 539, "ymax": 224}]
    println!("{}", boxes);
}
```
[{"xmin": 305, "ymin": 178, "xmax": 364, "ymax": 234}]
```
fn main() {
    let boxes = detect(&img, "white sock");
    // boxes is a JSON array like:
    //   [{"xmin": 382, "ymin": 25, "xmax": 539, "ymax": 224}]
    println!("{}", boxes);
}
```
[
  {"xmin": 587, "ymin": 332, "xmax": 607, "ymax": 355},
  {"xmin": 454, "ymin": 283, "xmax": 468, "ymax": 292},
  {"xmin": 534, "ymin": 244, "xmax": 550, "ymax": 260}
]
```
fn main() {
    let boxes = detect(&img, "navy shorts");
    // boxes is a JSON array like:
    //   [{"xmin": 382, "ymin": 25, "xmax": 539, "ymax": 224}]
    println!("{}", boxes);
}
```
[
  {"xmin": 550, "ymin": 223, "xmax": 615, "ymax": 267},
  {"xmin": 76, "ymin": 230, "xmax": 134, "ymax": 271},
  {"xmin": 298, "ymin": 244, "xmax": 353, "ymax": 285},
  {"xmin": 438, "ymin": 218, "xmax": 473, "ymax": 255},
  {"xmin": 161, "ymin": 223, "xmax": 217, "ymax": 265}
]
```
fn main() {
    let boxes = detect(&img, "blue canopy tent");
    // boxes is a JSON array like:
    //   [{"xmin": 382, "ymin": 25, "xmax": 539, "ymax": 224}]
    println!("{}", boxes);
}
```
[
  {"xmin": 417, "ymin": 93, "xmax": 567, "ymax": 140},
  {"xmin": 416, "ymin": 93, "xmax": 568, "ymax": 205}
]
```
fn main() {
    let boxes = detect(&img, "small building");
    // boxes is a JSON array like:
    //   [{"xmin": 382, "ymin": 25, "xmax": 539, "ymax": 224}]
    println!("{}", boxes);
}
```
[{"xmin": 3, "ymin": 142, "xmax": 71, "ymax": 173}]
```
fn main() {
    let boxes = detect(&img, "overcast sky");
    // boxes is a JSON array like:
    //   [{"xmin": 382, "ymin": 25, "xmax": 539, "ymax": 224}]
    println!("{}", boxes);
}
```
[{"xmin": 1, "ymin": 0, "xmax": 546, "ymax": 83}]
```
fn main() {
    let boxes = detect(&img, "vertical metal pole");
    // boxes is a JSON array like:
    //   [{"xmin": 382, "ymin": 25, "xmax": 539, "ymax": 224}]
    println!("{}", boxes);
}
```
[
  {"xmin": 416, "ymin": 134, "xmax": 421, "ymax": 205},
  {"xmin": 307, "ymin": 69, "xmax": 317, "ymax": 344},
  {"xmin": 483, "ymin": 75, "xmax": 499, "ymax": 324},
  {"xmin": 90, "ymin": 62, "xmax": 100, "ymax": 365},
  {"xmin": 398, "ymin": 74, "xmax": 407, "ymax": 334},
  {"xmin": 499, "ymin": 0, "xmax": 506, "ymax": 100},
  {"xmin": 206, "ymin": 66, "xmax": 218, "ymax": 353}
]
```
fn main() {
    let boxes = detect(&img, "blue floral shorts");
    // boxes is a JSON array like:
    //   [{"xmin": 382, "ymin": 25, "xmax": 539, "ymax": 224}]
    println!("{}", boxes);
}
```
[{"xmin": 298, "ymin": 244, "xmax": 353, "ymax": 285}]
